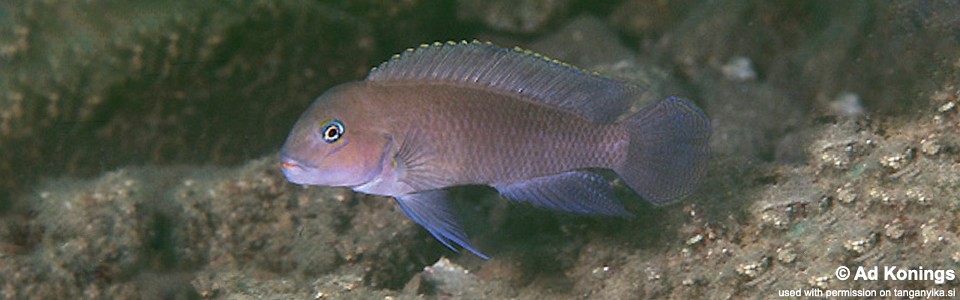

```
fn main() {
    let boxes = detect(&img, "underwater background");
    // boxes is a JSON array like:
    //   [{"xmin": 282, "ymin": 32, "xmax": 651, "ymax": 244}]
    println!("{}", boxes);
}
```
[{"xmin": 1, "ymin": 0, "xmax": 959, "ymax": 298}]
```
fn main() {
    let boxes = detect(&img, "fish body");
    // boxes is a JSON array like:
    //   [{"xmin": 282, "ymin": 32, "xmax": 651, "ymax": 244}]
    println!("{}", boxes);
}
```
[
  {"xmin": 279, "ymin": 41, "xmax": 711, "ymax": 259},
  {"xmin": 285, "ymin": 82, "xmax": 623, "ymax": 195}
]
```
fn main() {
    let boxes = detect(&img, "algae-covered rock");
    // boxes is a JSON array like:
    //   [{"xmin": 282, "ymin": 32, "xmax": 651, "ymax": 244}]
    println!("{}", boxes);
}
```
[
  {"xmin": 457, "ymin": 0, "xmax": 572, "ymax": 34},
  {"xmin": 0, "ymin": 0, "xmax": 462, "ymax": 211},
  {"xmin": 0, "ymin": 155, "xmax": 452, "ymax": 298},
  {"xmin": 2, "ymin": 1, "xmax": 960, "ymax": 299}
]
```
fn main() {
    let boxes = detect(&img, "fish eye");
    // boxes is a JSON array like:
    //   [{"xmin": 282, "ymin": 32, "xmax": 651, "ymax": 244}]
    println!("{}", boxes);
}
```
[{"xmin": 320, "ymin": 119, "xmax": 344, "ymax": 143}]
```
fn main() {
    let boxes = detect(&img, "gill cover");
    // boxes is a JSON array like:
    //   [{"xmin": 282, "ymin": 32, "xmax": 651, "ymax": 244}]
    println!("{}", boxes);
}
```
[{"xmin": 279, "ymin": 85, "xmax": 389, "ymax": 188}]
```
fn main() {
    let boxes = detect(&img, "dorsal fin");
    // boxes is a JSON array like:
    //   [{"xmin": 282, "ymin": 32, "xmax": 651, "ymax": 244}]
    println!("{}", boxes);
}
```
[{"xmin": 366, "ymin": 40, "xmax": 647, "ymax": 123}]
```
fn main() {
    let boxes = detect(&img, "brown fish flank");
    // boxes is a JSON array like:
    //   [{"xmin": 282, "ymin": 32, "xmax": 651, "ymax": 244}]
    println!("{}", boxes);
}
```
[
  {"xmin": 365, "ymin": 82, "xmax": 626, "ymax": 186},
  {"xmin": 279, "ymin": 41, "xmax": 710, "ymax": 259}
]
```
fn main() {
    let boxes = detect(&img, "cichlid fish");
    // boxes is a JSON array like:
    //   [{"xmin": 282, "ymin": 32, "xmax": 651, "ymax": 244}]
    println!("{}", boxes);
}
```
[{"xmin": 279, "ymin": 41, "xmax": 710, "ymax": 259}]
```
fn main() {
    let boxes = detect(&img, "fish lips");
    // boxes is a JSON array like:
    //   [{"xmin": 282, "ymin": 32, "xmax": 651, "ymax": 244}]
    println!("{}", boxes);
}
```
[
  {"xmin": 278, "ymin": 156, "xmax": 319, "ymax": 185},
  {"xmin": 277, "ymin": 155, "xmax": 345, "ymax": 186},
  {"xmin": 278, "ymin": 154, "xmax": 371, "ymax": 187}
]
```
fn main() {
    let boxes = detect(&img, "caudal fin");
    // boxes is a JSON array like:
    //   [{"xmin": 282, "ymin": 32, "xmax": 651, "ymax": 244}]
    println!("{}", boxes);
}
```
[{"xmin": 614, "ymin": 96, "xmax": 710, "ymax": 205}]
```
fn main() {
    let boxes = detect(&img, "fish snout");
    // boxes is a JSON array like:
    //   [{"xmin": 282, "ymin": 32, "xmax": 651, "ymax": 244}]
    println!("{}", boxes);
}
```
[
  {"xmin": 278, "ymin": 153, "xmax": 308, "ymax": 171},
  {"xmin": 278, "ymin": 156, "xmax": 311, "ymax": 185},
  {"xmin": 280, "ymin": 160, "xmax": 300, "ymax": 170}
]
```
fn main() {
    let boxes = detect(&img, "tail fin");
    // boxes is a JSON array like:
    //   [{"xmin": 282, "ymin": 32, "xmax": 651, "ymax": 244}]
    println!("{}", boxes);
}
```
[{"xmin": 614, "ymin": 96, "xmax": 711, "ymax": 205}]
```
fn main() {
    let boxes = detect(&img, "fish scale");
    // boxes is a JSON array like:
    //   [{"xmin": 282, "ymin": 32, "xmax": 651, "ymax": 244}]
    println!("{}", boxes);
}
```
[
  {"xmin": 398, "ymin": 85, "xmax": 618, "ymax": 184},
  {"xmin": 279, "ymin": 41, "xmax": 710, "ymax": 258}
]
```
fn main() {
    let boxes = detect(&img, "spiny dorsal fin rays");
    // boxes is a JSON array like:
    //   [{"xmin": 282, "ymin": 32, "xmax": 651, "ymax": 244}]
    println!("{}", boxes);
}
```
[{"xmin": 367, "ymin": 40, "xmax": 648, "ymax": 123}]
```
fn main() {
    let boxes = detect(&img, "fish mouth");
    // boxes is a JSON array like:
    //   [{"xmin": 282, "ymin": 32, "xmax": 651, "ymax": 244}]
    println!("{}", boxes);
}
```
[
  {"xmin": 277, "ymin": 153, "xmax": 357, "ymax": 187},
  {"xmin": 278, "ymin": 152, "xmax": 307, "ymax": 169},
  {"xmin": 278, "ymin": 154, "xmax": 315, "ymax": 185},
  {"xmin": 279, "ymin": 160, "xmax": 301, "ymax": 170}
]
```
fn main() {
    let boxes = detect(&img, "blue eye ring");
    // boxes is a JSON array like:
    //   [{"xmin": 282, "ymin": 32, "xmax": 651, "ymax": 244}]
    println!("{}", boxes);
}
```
[{"xmin": 320, "ymin": 119, "xmax": 344, "ymax": 143}]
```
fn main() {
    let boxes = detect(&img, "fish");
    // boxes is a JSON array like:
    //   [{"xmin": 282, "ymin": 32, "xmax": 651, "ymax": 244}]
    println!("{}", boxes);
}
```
[{"xmin": 279, "ymin": 40, "xmax": 710, "ymax": 259}]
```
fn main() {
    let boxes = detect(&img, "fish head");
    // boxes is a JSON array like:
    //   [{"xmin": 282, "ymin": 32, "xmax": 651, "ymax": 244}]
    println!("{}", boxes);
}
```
[{"xmin": 279, "ymin": 83, "xmax": 390, "ymax": 188}]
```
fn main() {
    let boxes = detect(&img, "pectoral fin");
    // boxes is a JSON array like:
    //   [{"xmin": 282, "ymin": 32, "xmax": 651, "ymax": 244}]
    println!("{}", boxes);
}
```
[
  {"xmin": 495, "ymin": 171, "xmax": 632, "ymax": 217},
  {"xmin": 393, "ymin": 127, "xmax": 452, "ymax": 192},
  {"xmin": 395, "ymin": 190, "xmax": 488, "ymax": 259}
]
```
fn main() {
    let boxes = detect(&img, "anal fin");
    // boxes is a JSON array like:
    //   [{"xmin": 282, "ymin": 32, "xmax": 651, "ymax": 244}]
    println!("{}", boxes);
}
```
[
  {"xmin": 395, "ymin": 190, "xmax": 488, "ymax": 259},
  {"xmin": 494, "ymin": 171, "xmax": 631, "ymax": 217}
]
